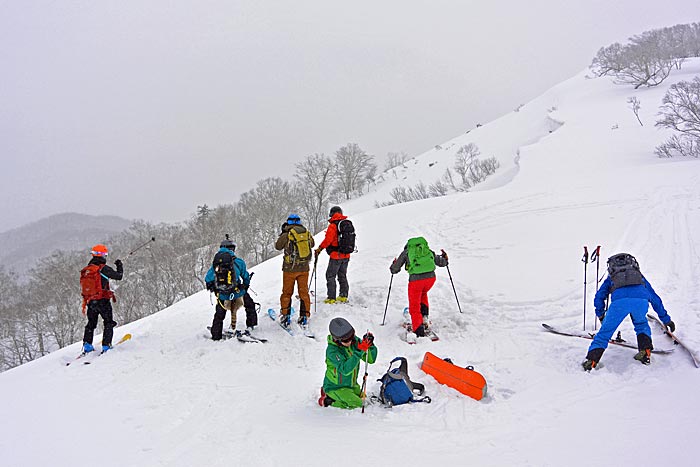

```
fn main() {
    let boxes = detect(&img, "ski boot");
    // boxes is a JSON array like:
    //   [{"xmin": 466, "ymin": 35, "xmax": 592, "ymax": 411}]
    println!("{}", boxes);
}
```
[
  {"xmin": 280, "ymin": 313, "xmax": 292, "ymax": 329},
  {"xmin": 336, "ymin": 296, "xmax": 348, "ymax": 303},
  {"xmin": 582, "ymin": 359, "xmax": 598, "ymax": 371},
  {"xmin": 82, "ymin": 342, "xmax": 95, "ymax": 354},
  {"xmin": 318, "ymin": 388, "xmax": 334, "ymax": 407},
  {"xmin": 634, "ymin": 349, "xmax": 651, "ymax": 365},
  {"xmin": 298, "ymin": 315, "xmax": 308, "ymax": 327},
  {"xmin": 101, "ymin": 344, "xmax": 112, "ymax": 354},
  {"xmin": 323, "ymin": 298, "xmax": 336, "ymax": 304}
]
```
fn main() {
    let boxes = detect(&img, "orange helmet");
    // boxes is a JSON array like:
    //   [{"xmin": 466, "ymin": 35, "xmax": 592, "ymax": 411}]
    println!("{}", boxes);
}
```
[{"xmin": 91, "ymin": 244, "xmax": 109, "ymax": 257}]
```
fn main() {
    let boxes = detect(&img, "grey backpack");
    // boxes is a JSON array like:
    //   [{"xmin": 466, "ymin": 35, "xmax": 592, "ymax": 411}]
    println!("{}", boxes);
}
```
[{"xmin": 607, "ymin": 253, "xmax": 643, "ymax": 291}]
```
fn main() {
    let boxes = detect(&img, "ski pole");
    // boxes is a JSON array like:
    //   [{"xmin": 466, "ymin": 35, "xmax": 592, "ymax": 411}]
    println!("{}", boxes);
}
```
[
  {"xmin": 313, "ymin": 256, "xmax": 318, "ymax": 316},
  {"xmin": 361, "ymin": 330, "xmax": 370, "ymax": 414},
  {"xmin": 308, "ymin": 253, "xmax": 318, "ymax": 289},
  {"xmin": 246, "ymin": 272, "xmax": 257, "ymax": 296},
  {"xmin": 591, "ymin": 246, "xmax": 601, "ymax": 330},
  {"xmin": 126, "ymin": 236, "xmax": 156, "ymax": 259},
  {"xmin": 381, "ymin": 273, "xmax": 394, "ymax": 326},
  {"xmin": 582, "ymin": 246, "xmax": 589, "ymax": 331},
  {"xmin": 442, "ymin": 250, "xmax": 462, "ymax": 314}
]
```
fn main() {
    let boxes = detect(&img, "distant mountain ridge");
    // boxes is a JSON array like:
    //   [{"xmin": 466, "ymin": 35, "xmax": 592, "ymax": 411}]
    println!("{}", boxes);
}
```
[{"xmin": 0, "ymin": 212, "xmax": 132, "ymax": 274}]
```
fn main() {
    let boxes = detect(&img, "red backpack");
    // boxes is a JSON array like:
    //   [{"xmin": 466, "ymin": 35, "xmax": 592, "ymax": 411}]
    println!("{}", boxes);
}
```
[{"xmin": 80, "ymin": 264, "xmax": 114, "ymax": 313}]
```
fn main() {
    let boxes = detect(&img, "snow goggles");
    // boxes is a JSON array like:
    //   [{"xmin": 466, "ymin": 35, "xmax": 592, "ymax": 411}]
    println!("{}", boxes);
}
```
[{"xmin": 339, "ymin": 332, "xmax": 355, "ymax": 343}]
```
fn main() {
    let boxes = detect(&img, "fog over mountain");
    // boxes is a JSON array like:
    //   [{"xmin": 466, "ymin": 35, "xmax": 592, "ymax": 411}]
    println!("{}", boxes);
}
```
[{"xmin": 0, "ymin": 213, "xmax": 131, "ymax": 275}]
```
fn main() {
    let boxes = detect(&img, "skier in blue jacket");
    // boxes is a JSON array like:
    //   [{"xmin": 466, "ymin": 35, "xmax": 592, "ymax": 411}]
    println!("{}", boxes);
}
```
[
  {"xmin": 582, "ymin": 253, "xmax": 674, "ymax": 370},
  {"xmin": 204, "ymin": 238, "xmax": 251, "ymax": 340}
]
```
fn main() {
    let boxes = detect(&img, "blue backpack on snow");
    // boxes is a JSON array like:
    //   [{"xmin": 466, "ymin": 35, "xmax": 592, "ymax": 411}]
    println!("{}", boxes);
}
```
[{"xmin": 378, "ymin": 357, "xmax": 431, "ymax": 406}]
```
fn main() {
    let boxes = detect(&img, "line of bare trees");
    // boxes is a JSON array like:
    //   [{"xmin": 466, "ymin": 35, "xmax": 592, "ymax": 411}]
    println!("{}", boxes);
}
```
[
  {"xmin": 590, "ymin": 23, "xmax": 700, "ymax": 89},
  {"xmin": 377, "ymin": 143, "xmax": 500, "ymax": 207}
]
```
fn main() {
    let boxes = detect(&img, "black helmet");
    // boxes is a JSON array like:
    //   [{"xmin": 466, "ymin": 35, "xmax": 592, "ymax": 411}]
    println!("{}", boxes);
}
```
[
  {"xmin": 220, "ymin": 238, "xmax": 236, "ymax": 251},
  {"xmin": 329, "ymin": 206, "xmax": 343, "ymax": 217},
  {"xmin": 329, "ymin": 317, "xmax": 355, "ymax": 342}
]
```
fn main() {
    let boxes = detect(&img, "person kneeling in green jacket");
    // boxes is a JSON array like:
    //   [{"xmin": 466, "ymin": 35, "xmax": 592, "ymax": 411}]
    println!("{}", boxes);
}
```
[{"xmin": 319, "ymin": 317, "xmax": 377, "ymax": 409}]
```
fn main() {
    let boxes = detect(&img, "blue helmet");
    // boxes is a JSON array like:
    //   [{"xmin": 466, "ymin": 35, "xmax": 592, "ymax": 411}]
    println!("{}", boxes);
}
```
[{"xmin": 287, "ymin": 214, "xmax": 301, "ymax": 225}]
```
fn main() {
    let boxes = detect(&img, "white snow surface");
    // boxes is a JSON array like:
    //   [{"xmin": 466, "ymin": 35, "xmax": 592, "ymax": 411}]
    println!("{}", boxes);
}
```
[{"xmin": 3, "ymin": 61, "xmax": 700, "ymax": 467}]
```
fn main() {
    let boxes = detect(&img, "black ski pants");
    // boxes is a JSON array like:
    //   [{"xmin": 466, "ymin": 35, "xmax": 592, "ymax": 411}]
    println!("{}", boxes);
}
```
[
  {"xmin": 83, "ymin": 299, "xmax": 117, "ymax": 346},
  {"xmin": 243, "ymin": 292, "xmax": 259, "ymax": 328},
  {"xmin": 325, "ymin": 258, "xmax": 349, "ymax": 300}
]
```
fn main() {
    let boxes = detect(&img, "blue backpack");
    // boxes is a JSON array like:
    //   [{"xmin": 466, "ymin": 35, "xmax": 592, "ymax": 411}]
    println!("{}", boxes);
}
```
[{"xmin": 378, "ymin": 357, "xmax": 431, "ymax": 406}]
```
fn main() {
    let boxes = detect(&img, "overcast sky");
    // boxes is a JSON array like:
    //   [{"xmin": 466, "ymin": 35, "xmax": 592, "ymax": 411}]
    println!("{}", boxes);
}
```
[{"xmin": 0, "ymin": 1, "xmax": 697, "ymax": 232}]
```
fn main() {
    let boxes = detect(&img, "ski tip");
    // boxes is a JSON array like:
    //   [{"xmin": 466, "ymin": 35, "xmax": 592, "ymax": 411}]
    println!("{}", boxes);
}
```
[{"xmin": 122, "ymin": 333, "xmax": 132, "ymax": 341}]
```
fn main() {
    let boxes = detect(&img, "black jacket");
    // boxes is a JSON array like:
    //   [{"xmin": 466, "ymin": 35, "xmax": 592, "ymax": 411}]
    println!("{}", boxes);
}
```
[{"xmin": 89, "ymin": 256, "xmax": 123, "ymax": 291}]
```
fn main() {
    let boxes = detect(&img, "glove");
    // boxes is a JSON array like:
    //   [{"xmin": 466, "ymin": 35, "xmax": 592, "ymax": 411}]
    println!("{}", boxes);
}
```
[
  {"xmin": 315, "ymin": 247, "xmax": 322, "ymax": 257},
  {"xmin": 441, "ymin": 249, "xmax": 448, "ymax": 261},
  {"xmin": 665, "ymin": 320, "xmax": 675, "ymax": 333},
  {"xmin": 357, "ymin": 338, "xmax": 371, "ymax": 352},
  {"xmin": 389, "ymin": 258, "xmax": 398, "ymax": 274},
  {"xmin": 362, "ymin": 332, "xmax": 374, "ymax": 345},
  {"xmin": 114, "ymin": 259, "xmax": 123, "ymax": 269},
  {"xmin": 206, "ymin": 282, "xmax": 215, "ymax": 292},
  {"xmin": 597, "ymin": 311, "xmax": 605, "ymax": 324}
]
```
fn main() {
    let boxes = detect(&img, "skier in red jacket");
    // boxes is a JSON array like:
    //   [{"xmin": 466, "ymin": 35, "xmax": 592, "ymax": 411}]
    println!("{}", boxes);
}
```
[{"xmin": 315, "ymin": 206, "xmax": 352, "ymax": 304}]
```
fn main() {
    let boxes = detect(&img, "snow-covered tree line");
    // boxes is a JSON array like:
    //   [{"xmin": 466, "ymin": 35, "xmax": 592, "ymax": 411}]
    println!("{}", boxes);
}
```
[
  {"xmin": 590, "ymin": 22, "xmax": 700, "ymax": 89},
  {"xmin": 376, "ymin": 143, "xmax": 500, "ymax": 208},
  {"xmin": 655, "ymin": 77, "xmax": 700, "ymax": 158},
  {"xmin": 0, "ymin": 143, "xmax": 379, "ymax": 371},
  {"xmin": 590, "ymin": 23, "xmax": 700, "ymax": 159}
]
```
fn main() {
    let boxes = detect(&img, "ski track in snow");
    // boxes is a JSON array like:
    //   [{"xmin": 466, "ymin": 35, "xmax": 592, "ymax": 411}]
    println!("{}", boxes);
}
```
[{"xmin": 4, "ymin": 61, "xmax": 700, "ymax": 467}]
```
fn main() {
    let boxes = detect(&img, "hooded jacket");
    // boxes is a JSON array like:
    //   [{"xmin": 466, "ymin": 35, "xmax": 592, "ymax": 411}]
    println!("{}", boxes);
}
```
[
  {"xmin": 390, "ymin": 245, "xmax": 448, "ymax": 282},
  {"xmin": 204, "ymin": 247, "xmax": 251, "ymax": 300},
  {"xmin": 323, "ymin": 335, "xmax": 377, "ymax": 392},
  {"xmin": 318, "ymin": 213, "xmax": 350, "ymax": 260},
  {"xmin": 275, "ymin": 223, "xmax": 315, "ymax": 272},
  {"xmin": 594, "ymin": 275, "xmax": 670, "ymax": 323}
]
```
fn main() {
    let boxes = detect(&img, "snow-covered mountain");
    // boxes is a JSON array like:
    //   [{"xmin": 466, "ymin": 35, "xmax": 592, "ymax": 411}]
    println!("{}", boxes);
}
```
[{"xmin": 2, "ymin": 61, "xmax": 700, "ymax": 467}]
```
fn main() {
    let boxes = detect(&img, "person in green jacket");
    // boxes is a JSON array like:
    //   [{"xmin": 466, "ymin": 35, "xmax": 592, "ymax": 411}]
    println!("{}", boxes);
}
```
[{"xmin": 319, "ymin": 317, "xmax": 377, "ymax": 409}]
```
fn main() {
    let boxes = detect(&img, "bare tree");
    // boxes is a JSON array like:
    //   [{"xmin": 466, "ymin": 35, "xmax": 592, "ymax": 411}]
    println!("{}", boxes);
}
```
[
  {"xmin": 334, "ymin": 143, "xmax": 376, "ymax": 200},
  {"xmin": 28, "ymin": 251, "xmax": 86, "ymax": 350},
  {"xmin": 627, "ymin": 97, "xmax": 643, "ymax": 126},
  {"xmin": 655, "ymin": 76, "xmax": 700, "ymax": 158},
  {"xmin": 454, "ymin": 143, "xmax": 481, "ymax": 189},
  {"xmin": 383, "ymin": 151, "xmax": 411, "ymax": 171},
  {"xmin": 294, "ymin": 153, "xmax": 335, "ymax": 233},
  {"xmin": 237, "ymin": 177, "xmax": 301, "ymax": 263}
]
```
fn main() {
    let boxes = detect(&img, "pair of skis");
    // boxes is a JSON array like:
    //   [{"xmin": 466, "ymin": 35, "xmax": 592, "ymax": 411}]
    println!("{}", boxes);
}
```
[
  {"xmin": 207, "ymin": 326, "xmax": 268, "ymax": 343},
  {"xmin": 541, "ymin": 323, "xmax": 673, "ymax": 354},
  {"xmin": 65, "ymin": 333, "xmax": 132, "ymax": 366},
  {"xmin": 402, "ymin": 307, "xmax": 439, "ymax": 344},
  {"xmin": 267, "ymin": 308, "xmax": 315, "ymax": 339},
  {"xmin": 647, "ymin": 314, "xmax": 700, "ymax": 367}
]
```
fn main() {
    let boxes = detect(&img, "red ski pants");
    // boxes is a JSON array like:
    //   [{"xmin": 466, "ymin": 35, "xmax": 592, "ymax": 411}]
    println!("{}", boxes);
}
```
[{"xmin": 407, "ymin": 277, "xmax": 435, "ymax": 332}]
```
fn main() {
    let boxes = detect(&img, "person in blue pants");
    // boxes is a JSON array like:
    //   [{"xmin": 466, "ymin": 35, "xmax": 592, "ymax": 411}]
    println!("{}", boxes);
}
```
[{"xmin": 582, "ymin": 253, "xmax": 675, "ymax": 370}]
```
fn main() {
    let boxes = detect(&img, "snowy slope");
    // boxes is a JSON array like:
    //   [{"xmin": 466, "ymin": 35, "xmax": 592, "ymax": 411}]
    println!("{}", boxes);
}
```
[{"xmin": 3, "ymin": 61, "xmax": 700, "ymax": 467}]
